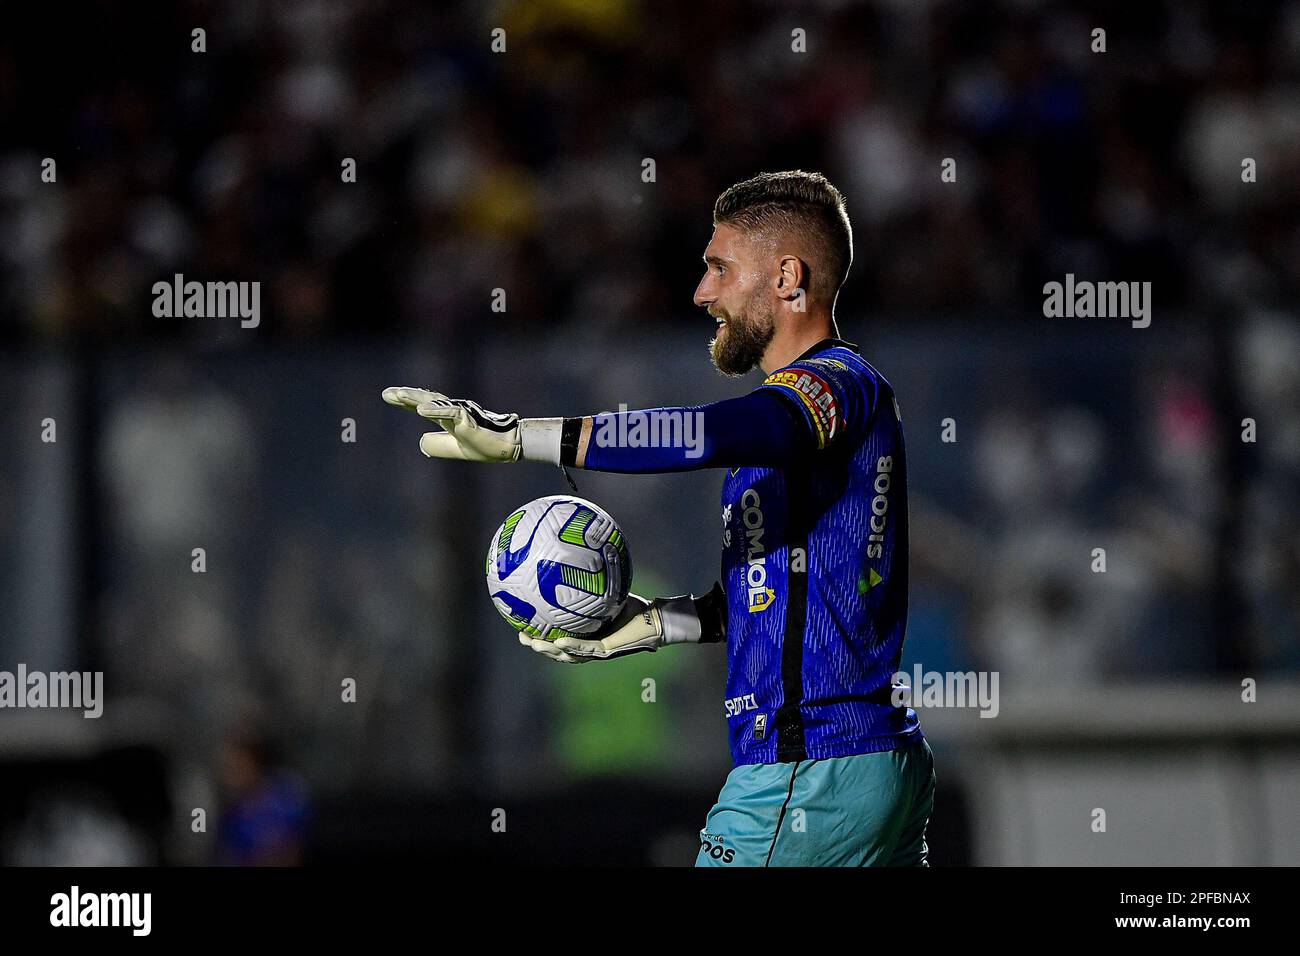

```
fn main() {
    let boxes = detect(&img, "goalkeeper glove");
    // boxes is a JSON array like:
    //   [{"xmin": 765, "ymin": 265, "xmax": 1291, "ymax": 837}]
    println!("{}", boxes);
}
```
[
  {"xmin": 521, "ymin": 583, "xmax": 726, "ymax": 664},
  {"xmin": 382, "ymin": 387, "xmax": 563, "ymax": 463}
]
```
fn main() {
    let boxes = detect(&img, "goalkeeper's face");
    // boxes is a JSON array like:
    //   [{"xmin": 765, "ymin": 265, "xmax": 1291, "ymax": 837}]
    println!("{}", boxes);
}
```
[{"xmin": 696, "ymin": 225, "xmax": 778, "ymax": 377}]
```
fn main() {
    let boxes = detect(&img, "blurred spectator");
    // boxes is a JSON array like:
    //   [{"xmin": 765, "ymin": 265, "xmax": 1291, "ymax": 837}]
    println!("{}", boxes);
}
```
[{"xmin": 215, "ymin": 732, "xmax": 311, "ymax": 866}]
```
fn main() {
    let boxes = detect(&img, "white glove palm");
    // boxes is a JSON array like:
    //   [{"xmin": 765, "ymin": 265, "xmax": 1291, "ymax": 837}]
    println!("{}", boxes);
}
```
[
  {"xmin": 522, "ymin": 595, "xmax": 665, "ymax": 663},
  {"xmin": 382, "ymin": 387, "xmax": 524, "ymax": 462}
]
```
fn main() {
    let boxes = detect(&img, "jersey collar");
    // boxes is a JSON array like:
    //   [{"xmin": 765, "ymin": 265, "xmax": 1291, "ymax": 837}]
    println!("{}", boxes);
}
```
[{"xmin": 794, "ymin": 336, "xmax": 860, "ymax": 362}]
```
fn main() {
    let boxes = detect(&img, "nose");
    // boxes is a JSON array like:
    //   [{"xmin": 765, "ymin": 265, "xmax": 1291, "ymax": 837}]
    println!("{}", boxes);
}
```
[{"xmin": 693, "ymin": 273, "xmax": 715, "ymax": 310}]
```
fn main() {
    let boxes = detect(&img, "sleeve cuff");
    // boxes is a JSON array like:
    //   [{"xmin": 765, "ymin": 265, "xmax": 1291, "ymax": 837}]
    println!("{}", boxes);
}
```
[
  {"xmin": 519, "ymin": 418, "xmax": 563, "ymax": 465},
  {"xmin": 657, "ymin": 582, "xmax": 726, "ymax": 645}
]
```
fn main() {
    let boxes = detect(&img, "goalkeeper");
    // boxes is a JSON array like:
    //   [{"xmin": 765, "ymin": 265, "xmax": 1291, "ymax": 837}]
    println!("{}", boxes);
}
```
[{"xmin": 384, "ymin": 171, "xmax": 935, "ymax": 867}]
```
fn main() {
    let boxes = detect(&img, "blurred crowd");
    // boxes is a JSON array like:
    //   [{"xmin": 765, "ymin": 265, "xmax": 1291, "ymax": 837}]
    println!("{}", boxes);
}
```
[{"xmin": 2, "ymin": 0, "xmax": 1298, "ymax": 340}]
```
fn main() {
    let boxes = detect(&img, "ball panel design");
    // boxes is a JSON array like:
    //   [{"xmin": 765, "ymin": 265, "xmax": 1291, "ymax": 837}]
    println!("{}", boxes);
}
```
[{"xmin": 485, "ymin": 495, "xmax": 632, "ymax": 640}]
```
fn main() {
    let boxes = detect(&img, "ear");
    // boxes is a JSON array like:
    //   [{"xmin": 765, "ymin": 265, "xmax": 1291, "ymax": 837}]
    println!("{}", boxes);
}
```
[{"xmin": 774, "ymin": 254, "xmax": 805, "ymax": 302}]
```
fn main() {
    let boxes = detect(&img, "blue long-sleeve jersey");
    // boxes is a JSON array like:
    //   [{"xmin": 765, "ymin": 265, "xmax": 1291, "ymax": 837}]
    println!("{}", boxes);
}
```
[{"xmin": 581, "ymin": 338, "xmax": 923, "ymax": 765}]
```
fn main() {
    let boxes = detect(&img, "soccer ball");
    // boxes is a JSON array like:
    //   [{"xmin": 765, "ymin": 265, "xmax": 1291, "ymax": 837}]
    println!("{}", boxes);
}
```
[{"xmin": 486, "ymin": 495, "xmax": 632, "ymax": 641}]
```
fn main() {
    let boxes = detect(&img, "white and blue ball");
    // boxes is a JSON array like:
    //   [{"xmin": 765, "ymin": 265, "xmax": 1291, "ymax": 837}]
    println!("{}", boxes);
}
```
[{"xmin": 486, "ymin": 495, "xmax": 631, "ymax": 641}]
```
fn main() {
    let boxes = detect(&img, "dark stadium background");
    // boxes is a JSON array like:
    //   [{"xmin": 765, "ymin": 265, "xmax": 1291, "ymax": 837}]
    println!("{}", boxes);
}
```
[{"xmin": 1, "ymin": 1, "xmax": 1297, "ymax": 866}]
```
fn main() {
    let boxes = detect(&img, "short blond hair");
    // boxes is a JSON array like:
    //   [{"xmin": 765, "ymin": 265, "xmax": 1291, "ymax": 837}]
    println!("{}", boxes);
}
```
[{"xmin": 713, "ymin": 170, "xmax": 853, "ymax": 299}]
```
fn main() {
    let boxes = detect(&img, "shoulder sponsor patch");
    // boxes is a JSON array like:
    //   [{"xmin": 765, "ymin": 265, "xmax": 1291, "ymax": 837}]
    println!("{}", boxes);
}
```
[{"xmin": 762, "ymin": 366, "xmax": 839, "ymax": 448}]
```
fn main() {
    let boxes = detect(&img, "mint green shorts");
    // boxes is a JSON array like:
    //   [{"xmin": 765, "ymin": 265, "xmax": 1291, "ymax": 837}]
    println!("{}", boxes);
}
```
[{"xmin": 696, "ymin": 738, "xmax": 935, "ymax": 867}]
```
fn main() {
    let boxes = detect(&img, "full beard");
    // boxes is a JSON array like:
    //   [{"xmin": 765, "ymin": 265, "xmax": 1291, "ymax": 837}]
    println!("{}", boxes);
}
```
[{"xmin": 709, "ymin": 294, "xmax": 776, "ymax": 377}]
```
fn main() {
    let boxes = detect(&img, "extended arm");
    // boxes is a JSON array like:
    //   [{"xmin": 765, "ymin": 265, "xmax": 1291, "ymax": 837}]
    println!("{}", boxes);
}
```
[{"xmin": 381, "ymin": 386, "xmax": 815, "ymax": 473}]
